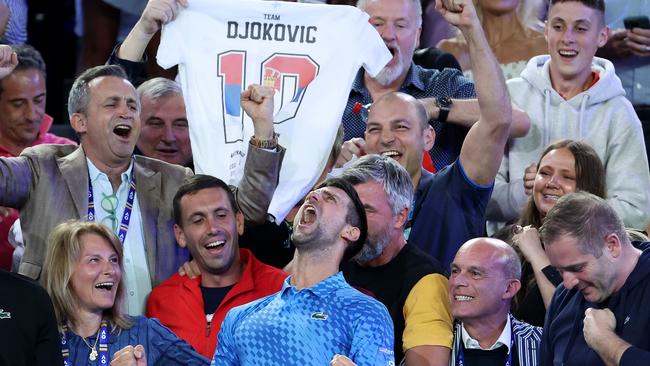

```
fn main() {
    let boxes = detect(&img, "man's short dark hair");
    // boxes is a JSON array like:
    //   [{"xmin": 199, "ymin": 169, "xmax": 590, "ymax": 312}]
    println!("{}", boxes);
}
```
[
  {"xmin": 0, "ymin": 44, "xmax": 46, "ymax": 97},
  {"xmin": 316, "ymin": 177, "xmax": 368, "ymax": 261},
  {"xmin": 173, "ymin": 174, "xmax": 239, "ymax": 226},
  {"xmin": 67, "ymin": 64, "xmax": 131, "ymax": 117},
  {"xmin": 539, "ymin": 192, "xmax": 628, "ymax": 258},
  {"xmin": 549, "ymin": 0, "xmax": 604, "ymax": 12},
  {"xmin": 549, "ymin": 0, "xmax": 605, "ymax": 23}
]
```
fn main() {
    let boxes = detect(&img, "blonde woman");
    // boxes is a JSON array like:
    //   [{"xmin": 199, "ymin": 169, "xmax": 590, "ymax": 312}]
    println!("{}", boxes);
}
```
[{"xmin": 42, "ymin": 221, "xmax": 208, "ymax": 365}]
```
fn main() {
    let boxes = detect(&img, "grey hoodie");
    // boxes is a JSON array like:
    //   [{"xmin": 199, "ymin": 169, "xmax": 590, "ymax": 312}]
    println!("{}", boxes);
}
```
[{"xmin": 488, "ymin": 55, "xmax": 650, "ymax": 230}]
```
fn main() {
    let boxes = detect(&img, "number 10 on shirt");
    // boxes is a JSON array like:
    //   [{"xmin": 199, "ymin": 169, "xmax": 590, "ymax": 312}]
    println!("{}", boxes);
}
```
[{"xmin": 217, "ymin": 50, "xmax": 320, "ymax": 143}]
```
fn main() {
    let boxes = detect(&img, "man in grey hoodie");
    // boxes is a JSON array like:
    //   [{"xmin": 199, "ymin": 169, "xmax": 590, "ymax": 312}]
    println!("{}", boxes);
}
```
[{"xmin": 488, "ymin": 0, "xmax": 650, "ymax": 232}]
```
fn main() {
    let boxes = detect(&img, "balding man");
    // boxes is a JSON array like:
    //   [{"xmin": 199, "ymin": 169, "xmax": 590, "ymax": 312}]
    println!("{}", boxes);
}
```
[
  {"xmin": 342, "ymin": 0, "xmax": 529, "ymax": 169},
  {"xmin": 449, "ymin": 238, "xmax": 542, "ymax": 366},
  {"xmin": 338, "ymin": 0, "xmax": 513, "ymax": 268}
]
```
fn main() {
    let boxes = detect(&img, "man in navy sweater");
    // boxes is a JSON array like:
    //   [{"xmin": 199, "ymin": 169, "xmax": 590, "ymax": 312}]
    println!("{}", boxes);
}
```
[{"xmin": 540, "ymin": 192, "xmax": 650, "ymax": 366}]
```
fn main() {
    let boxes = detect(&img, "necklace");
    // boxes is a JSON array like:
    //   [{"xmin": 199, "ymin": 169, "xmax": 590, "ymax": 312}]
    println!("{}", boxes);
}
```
[
  {"xmin": 80, "ymin": 327, "xmax": 101, "ymax": 361},
  {"xmin": 61, "ymin": 320, "xmax": 109, "ymax": 365}
]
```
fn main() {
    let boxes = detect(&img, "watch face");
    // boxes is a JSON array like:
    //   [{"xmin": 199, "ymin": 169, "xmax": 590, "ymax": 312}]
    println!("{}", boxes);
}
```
[{"xmin": 438, "ymin": 96, "xmax": 452, "ymax": 108}]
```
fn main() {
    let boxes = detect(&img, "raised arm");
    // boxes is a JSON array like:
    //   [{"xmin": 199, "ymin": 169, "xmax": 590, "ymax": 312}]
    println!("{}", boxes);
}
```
[
  {"xmin": 421, "ymin": 97, "xmax": 529, "ymax": 138},
  {"xmin": 436, "ymin": 0, "xmax": 511, "ymax": 186},
  {"xmin": 0, "ymin": 44, "xmax": 17, "ymax": 79},
  {"xmin": 235, "ymin": 85, "xmax": 285, "ymax": 224},
  {"xmin": 117, "ymin": 0, "xmax": 188, "ymax": 62}
]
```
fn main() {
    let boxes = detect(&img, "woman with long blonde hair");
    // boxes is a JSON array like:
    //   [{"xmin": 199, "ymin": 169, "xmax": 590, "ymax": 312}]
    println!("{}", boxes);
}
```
[{"xmin": 42, "ymin": 220, "xmax": 208, "ymax": 365}]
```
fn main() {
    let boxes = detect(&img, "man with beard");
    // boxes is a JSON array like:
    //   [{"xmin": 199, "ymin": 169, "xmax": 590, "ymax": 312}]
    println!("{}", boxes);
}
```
[
  {"xmin": 146, "ymin": 175, "xmax": 287, "ymax": 358},
  {"xmin": 340, "ymin": 154, "xmax": 452, "ymax": 366},
  {"xmin": 0, "ymin": 60, "xmax": 283, "ymax": 315},
  {"xmin": 213, "ymin": 178, "xmax": 395, "ymax": 366},
  {"xmin": 338, "ymin": 0, "xmax": 512, "ymax": 269},
  {"xmin": 342, "ymin": 0, "xmax": 529, "ymax": 170}
]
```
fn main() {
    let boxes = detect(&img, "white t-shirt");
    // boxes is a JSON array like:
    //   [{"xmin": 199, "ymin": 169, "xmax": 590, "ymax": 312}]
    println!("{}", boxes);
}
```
[{"xmin": 157, "ymin": 0, "xmax": 390, "ymax": 221}]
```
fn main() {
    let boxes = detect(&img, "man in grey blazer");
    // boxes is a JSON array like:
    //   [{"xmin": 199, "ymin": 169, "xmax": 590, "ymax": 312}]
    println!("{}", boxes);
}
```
[{"xmin": 0, "ymin": 58, "xmax": 283, "ymax": 313}]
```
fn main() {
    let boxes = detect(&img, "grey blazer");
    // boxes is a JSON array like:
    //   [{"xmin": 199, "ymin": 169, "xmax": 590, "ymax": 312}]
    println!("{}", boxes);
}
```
[{"xmin": 0, "ymin": 143, "xmax": 283, "ymax": 286}]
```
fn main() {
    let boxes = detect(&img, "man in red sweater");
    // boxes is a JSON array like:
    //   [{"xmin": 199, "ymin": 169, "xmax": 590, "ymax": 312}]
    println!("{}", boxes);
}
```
[{"xmin": 146, "ymin": 174, "xmax": 287, "ymax": 358}]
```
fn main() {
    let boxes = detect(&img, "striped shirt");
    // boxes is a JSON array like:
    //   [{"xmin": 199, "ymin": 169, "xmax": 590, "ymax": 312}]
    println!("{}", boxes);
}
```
[{"xmin": 450, "ymin": 314, "xmax": 542, "ymax": 366}]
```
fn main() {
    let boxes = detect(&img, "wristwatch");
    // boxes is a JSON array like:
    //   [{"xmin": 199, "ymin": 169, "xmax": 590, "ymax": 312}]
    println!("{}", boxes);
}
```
[
  {"xmin": 249, "ymin": 132, "xmax": 279, "ymax": 149},
  {"xmin": 435, "ymin": 96, "xmax": 452, "ymax": 123}
]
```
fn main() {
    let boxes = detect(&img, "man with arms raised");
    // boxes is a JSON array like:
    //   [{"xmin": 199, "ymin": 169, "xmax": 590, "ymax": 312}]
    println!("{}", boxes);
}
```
[
  {"xmin": 343, "ymin": 0, "xmax": 529, "ymax": 170},
  {"xmin": 214, "ymin": 178, "xmax": 394, "ymax": 366},
  {"xmin": 539, "ymin": 192, "xmax": 650, "ymax": 366},
  {"xmin": 0, "ymin": 44, "xmax": 76, "ymax": 270},
  {"xmin": 338, "ymin": 0, "xmax": 513, "ymax": 268},
  {"xmin": 449, "ymin": 238, "xmax": 542, "ymax": 366},
  {"xmin": 0, "ymin": 59, "xmax": 282, "ymax": 316}
]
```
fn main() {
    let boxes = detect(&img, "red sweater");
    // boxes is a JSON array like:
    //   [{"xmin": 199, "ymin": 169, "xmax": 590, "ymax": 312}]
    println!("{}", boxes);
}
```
[{"xmin": 146, "ymin": 248, "xmax": 287, "ymax": 358}]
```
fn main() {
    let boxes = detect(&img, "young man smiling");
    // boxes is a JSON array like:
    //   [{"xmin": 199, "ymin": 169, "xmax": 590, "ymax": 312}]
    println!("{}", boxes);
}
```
[
  {"xmin": 146, "ymin": 175, "xmax": 286, "ymax": 358},
  {"xmin": 489, "ymin": 0, "xmax": 650, "ymax": 232}
]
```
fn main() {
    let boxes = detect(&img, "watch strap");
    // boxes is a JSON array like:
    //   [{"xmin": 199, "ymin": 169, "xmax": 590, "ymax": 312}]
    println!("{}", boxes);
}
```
[
  {"xmin": 249, "ymin": 132, "xmax": 278, "ymax": 149},
  {"xmin": 435, "ymin": 97, "xmax": 452, "ymax": 123},
  {"xmin": 438, "ymin": 107, "xmax": 450, "ymax": 123}
]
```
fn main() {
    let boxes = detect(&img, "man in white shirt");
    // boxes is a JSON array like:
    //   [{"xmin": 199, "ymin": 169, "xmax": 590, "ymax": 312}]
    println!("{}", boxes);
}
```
[{"xmin": 0, "ymin": 59, "xmax": 282, "ymax": 315}]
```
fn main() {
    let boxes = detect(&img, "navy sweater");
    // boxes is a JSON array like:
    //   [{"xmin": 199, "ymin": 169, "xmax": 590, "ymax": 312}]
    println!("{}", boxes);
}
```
[{"xmin": 540, "ymin": 242, "xmax": 650, "ymax": 366}]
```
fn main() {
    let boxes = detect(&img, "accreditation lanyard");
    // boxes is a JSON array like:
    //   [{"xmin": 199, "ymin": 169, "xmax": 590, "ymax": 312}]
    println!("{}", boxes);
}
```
[
  {"xmin": 457, "ymin": 322, "xmax": 515, "ymax": 366},
  {"xmin": 87, "ymin": 172, "xmax": 137, "ymax": 244},
  {"xmin": 61, "ymin": 320, "xmax": 109, "ymax": 365}
]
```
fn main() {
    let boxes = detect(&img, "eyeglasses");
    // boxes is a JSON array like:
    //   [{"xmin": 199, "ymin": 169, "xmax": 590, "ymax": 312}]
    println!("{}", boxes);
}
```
[{"xmin": 100, "ymin": 192, "xmax": 119, "ymax": 232}]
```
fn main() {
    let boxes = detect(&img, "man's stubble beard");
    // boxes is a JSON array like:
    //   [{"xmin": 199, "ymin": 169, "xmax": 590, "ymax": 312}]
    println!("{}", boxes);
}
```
[{"xmin": 353, "ymin": 227, "xmax": 391, "ymax": 263}]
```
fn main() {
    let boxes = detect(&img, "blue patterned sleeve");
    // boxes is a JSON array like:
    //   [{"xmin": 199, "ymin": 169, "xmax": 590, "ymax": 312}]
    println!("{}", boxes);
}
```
[
  {"xmin": 211, "ymin": 311, "xmax": 240, "ymax": 366},
  {"xmin": 144, "ymin": 318, "xmax": 210, "ymax": 365},
  {"xmin": 435, "ymin": 69, "xmax": 476, "ymax": 99},
  {"xmin": 452, "ymin": 74, "xmax": 476, "ymax": 99},
  {"xmin": 349, "ymin": 301, "xmax": 395, "ymax": 366}
]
